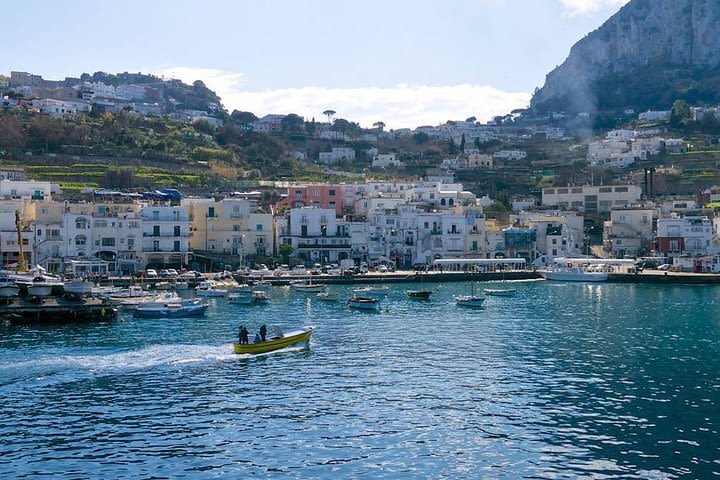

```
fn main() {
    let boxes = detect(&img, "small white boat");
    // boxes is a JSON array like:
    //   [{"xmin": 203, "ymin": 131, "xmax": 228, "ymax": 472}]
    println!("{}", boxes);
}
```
[
  {"xmin": 154, "ymin": 281, "xmax": 173, "ymax": 291},
  {"xmin": 353, "ymin": 286, "xmax": 389, "ymax": 296},
  {"xmin": 483, "ymin": 288, "xmax": 517, "ymax": 297},
  {"xmin": 63, "ymin": 278, "xmax": 94, "ymax": 297},
  {"xmin": 109, "ymin": 285, "xmax": 150, "ymax": 301},
  {"xmin": 348, "ymin": 296, "xmax": 380, "ymax": 310},
  {"xmin": 25, "ymin": 276, "xmax": 63, "ymax": 298},
  {"xmin": 0, "ymin": 277, "xmax": 19, "ymax": 299},
  {"xmin": 195, "ymin": 280, "xmax": 228, "ymax": 297},
  {"xmin": 133, "ymin": 299, "xmax": 208, "ymax": 318},
  {"xmin": 229, "ymin": 291, "xmax": 256, "ymax": 305},
  {"xmin": 316, "ymin": 291, "xmax": 339, "ymax": 302},
  {"xmin": 112, "ymin": 291, "xmax": 180, "ymax": 307},
  {"xmin": 252, "ymin": 290, "xmax": 269, "ymax": 303},
  {"xmin": 291, "ymin": 280, "xmax": 325, "ymax": 292},
  {"xmin": 455, "ymin": 283, "xmax": 485, "ymax": 308},
  {"xmin": 173, "ymin": 281, "xmax": 189, "ymax": 291}
]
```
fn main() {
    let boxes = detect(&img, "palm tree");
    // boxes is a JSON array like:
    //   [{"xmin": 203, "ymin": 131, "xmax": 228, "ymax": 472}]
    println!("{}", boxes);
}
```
[{"xmin": 373, "ymin": 121, "xmax": 385, "ymax": 132}]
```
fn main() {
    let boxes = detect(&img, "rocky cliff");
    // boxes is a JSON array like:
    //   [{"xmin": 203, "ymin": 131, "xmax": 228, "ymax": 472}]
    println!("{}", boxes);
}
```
[{"xmin": 531, "ymin": 0, "xmax": 720, "ymax": 112}]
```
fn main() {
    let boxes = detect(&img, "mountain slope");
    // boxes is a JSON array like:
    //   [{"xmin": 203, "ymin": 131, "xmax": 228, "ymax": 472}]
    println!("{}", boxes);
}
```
[{"xmin": 531, "ymin": 0, "xmax": 720, "ymax": 113}]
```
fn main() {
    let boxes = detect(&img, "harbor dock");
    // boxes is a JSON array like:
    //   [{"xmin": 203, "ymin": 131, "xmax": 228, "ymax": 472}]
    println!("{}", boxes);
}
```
[{"xmin": 0, "ymin": 297, "xmax": 115, "ymax": 324}]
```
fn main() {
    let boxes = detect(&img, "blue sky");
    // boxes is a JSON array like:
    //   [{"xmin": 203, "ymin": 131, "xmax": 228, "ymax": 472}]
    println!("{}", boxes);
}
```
[{"xmin": 3, "ymin": 0, "xmax": 628, "ymax": 128}]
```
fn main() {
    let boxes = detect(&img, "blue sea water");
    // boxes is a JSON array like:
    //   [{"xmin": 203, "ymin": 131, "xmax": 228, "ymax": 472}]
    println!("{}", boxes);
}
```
[{"xmin": 1, "ymin": 281, "xmax": 719, "ymax": 479}]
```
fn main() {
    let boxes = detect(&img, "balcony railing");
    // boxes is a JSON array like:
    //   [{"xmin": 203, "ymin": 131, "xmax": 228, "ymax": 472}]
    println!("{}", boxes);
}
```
[{"xmin": 143, "ymin": 233, "xmax": 189, "ymax": 238}]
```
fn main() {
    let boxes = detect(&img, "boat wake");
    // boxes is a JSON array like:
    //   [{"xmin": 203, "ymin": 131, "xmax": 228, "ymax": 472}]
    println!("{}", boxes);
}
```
[{"xmin": 0, "ymin": 343, "xmax": 238, "ymax": 391}]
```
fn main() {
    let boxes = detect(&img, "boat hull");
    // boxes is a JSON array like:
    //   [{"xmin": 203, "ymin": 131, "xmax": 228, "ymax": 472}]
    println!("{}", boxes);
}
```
[
  {"xmin": 0, "ymin": 285, "xmax": 19, "ymax": 298},
  {"xmin": 483, "ymin": 289, "xmax": 517, "ymax": 297},
  {"xmin": 134, "ymin": 303, "xmax": 208, "ymax": 318},
  {"xmin": 348, "ymin": 297, "xmax": 380, "ymax": 310},
  {"xmin": 406, "ymin": 290, "xmax": 432, "ymax": 300},
  {"xmin": 455, "ymin": 296, "xmax": 486, "ymax": 308},
  {"xmin": 233, "ymin": 327, "xmax": 314, "ymax": 354},
  {"xmin": 27, "ymin": 285, "xmax": 53, "ymax": 297}
]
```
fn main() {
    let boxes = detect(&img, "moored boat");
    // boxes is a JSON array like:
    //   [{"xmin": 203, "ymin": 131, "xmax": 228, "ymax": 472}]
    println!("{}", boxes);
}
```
[
  {"xmin": 348, "ymin": 296, "xmax": 380, "ymax": 310},
  {"xmin": 455, "ymin": 295, "xmax": 486, "ymax": 308},
  {"xmin": 133, "ymin": 299, "xmax": 208, "ymax": 318},
  {"xmin": 406, "ymin": 290, "xmax": 432, "ymax": 300},
  {"xmin": 63, "ymin": 278, "xmax": 94, "ymax": 297},
  {"xmin": 233, "ymin": 325, "xmax": 314, "ymax": 355},
  {"xmin": 291, "ymin": 280, "xmax": 325, "ymax": 292},
  {"xmin": 353, "ymin": 286, "xmax": 389, "ymax": 297},
  {"xmin": 252, "ymin": 290, "xmax": 269, "ymax": 303},
  {"xmin": 0, "ymin": 277, "xmax": 19, "ymax": 299},
  {"xmin": 195, "ymin": 280, "xmax": 228, "ymax": 297},
  {"xmin": 483, "ymin": 288, "xmax": 517, "ymax": 297}
]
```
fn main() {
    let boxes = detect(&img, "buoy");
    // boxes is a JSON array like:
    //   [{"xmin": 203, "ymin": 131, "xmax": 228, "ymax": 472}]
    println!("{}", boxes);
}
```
[{"xmin": 101, "ymin": 308, "xmax": 106, "ymax": 316}]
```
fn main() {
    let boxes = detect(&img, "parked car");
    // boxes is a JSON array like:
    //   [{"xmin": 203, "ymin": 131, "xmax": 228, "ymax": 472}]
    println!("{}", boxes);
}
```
[
  {"xmin": 180, "ymin": 270, "xmax": 202, "ymax": 278},
  {"xmin": 413, "ymin": 263, "xmax": 427, "ymax": 271},
  {"xmin": 145, "ymin": 269, "xmax": 158, "ymax": 278},
  {"xmin": 377, "ymin": 265, "xmax": 388, "ymax": 273},
  {"xmin": 165, "ymin": 269, "xmax": 179, "ymax": 277},
  {"xmin": 657, "ymin": 264, "xmax": 671, "ymax": 271}
]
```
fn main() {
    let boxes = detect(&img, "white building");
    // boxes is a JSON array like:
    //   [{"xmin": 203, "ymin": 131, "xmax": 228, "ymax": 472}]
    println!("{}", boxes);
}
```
[
  {"xmin": 277, "ymin": 208, "xmax": 351, "ymax": 264},
  {"xmin": 318, "ymin": 147, "xmax": 356, "ymax": 164},
  {"xmin": 603, "ymin": 208, "xmax": 654, "ymax": 258},
  {"xmin": 638, "ymin": 110, "xmax": 671, "ymax": 122},
  {"xmin": 0, "ymin": 180, "xmax": 52, "ymax": 199},
  {"xmin": 657, "ymin": 216, "xmax": 714, "ymax": 257},
  {"xmin": 140, "ymin": 206, "xmax": 190, "ymax": 268},
  {"xmin": 372, "ymin": 153, "xmax": 403, "ymax": 168},
  {"xmin": 492, "ymin": 150, "xmax": 527, "ymax": 161},
  {"xmin": 542, "ymin": 185, "xmax": 642, "ymax": 213}
]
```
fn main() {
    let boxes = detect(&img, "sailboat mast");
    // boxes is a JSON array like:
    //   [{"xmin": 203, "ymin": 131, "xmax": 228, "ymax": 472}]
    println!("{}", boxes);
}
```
[{"xmin": 15, "ymin": 210, "xmax": 27, "ymax": 272}]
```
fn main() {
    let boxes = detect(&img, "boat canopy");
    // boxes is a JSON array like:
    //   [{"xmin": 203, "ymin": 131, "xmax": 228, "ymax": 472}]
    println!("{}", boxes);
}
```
[
  {"xmin": 554, "ymin": 257, "xmax": 635, "ymax": 265},
  {"xmin": 432, "ymin": 258, "xmax": 527, "ymax": 271}
]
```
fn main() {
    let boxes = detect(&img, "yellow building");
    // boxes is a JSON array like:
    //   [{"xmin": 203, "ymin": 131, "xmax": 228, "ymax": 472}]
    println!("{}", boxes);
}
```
[{"xmin": 184, "ymin": 198, "xmax": 274, "ymax": 263}]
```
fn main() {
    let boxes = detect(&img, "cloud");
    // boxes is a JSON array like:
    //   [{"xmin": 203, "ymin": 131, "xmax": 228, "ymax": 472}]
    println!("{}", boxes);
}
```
[
  {"xmin": 153, "ymin": 67, "xmax": 530, "ymax": 130},
  {"xmin": 559, "ymin": 0, "xmax": 629, "ymax": 16}
]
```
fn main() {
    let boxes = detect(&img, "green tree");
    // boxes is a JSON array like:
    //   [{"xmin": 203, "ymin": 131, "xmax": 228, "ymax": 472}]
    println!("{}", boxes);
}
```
[
  {"xmin": 279, "ymin": 242, "xmax": 293, "ymax": 263},
  {"xmin": 670, "ymin": 99, "xmax": 692, "ymax": 128},
  {"xmin": 281, "ymin": 113, "xmax": 305, "ymax": 134},
  {"xmin": 193, "ymin": 119, "xmax": 215, "ymax": 135},
  {"xmin": 412, "ymin": 132, "xmax": 429, "ymax": 144},
  {"xmin": 447, "ymin": 138, "xmax": 458, "ymax": 155},
  {"xmin": 460, "ymin": 133, "xmax": 466, "ymax": 152},
  {"xmin": 229, "ymin": 110, "xmax": 257, "ymax": 127}
]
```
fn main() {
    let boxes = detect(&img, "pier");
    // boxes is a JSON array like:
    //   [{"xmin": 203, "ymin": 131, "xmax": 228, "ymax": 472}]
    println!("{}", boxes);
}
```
[{"xmin": 0, "ymin": 297, "xmax": 116, "ymax": 324}]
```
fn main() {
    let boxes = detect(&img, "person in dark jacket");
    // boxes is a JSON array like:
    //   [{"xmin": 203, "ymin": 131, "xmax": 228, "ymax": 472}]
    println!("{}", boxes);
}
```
[
  {"xmin": 260, "ymin": 324, "xmax": 267, "ymax": 342},
  {"xmin": 238, "ymin": 326, "xmax": 249, "ymax": 344}
]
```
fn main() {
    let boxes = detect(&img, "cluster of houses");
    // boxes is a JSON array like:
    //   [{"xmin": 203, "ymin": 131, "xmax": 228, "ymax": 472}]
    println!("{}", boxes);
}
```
[
  {"xmin": 0, "ymin": 175, "xmax": 719, "ymax": 274},
  {"xmin": 0, "ymin": 71, "xmax": 223, "ymax": 128},
  {"xmin": 587, "ymin": 129, "xmax": 686, "ymax": 169}
]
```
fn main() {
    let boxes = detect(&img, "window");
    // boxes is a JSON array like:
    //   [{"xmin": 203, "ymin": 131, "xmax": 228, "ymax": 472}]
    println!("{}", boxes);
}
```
[
  {"xmin": 153, "ymin": 225, "xmax": 160, "ymax": 237},
  {"xmin": 207, "ymin": 207, "xmax": 215, "ymax": 218},
  {"xmin": 75, "ymin": 235, "xmax": 87, "ymax": 246},
  {"xmin": 545, "ymin": 189, "xmax": 555, "ymax": 194},
  {"xmin": 571, "ymin": 188, "xmax": 582, "ymax": 194},
  {"xmin": 314, "ymin": 190, "xmax": 321, "ymax": 197},
  {"xmin": 329, "ymin": 189, "xmax": 336, "ymax": 196},
  {"xmin": 127, "ymin": 235, "xmax": 135, "ymax": 249},
  {"xmin": 153, "ymin": 240, "xmax": 160, "ymax": 252},
  {"xmin": 174, "ymin": 241, "xmax": 180, "ymax": 252},
  {"xmin": 174, "ymin": 226, "xmax": 181, "ymax": 237},
  {"xmin": 101, "ymin": 238, "xmax": 115, "ymax": 247},
  {"xmin": 599, "ymin": 187, "xmax": 613, "ymax": 193},
  {"xmin": 94, "ymin": 220, "xmax": 107, "ymax": 228},
  {"xmin": 152, "ymin": 210, "xmax": 159, "ymax": 220},
  {"xmin": 256, "ymin": 224, "xmax": 263, "ymax": 231},
  {"xmin": 615, "ymin": 187, "xmax": 629, "ymax": 192},
  {"xmin": 75, "ymin": 217, "xmax": 88, "ymax": 229},
  {"xmin": 558, "ymin": 188, "xmax": 568, "ymax": 194}
]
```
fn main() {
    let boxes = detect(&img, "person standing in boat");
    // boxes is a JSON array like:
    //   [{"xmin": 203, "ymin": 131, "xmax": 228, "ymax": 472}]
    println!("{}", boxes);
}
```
[
  {"xmin": 260, "ymin": 324, "xmax": 267, "ymax": 342},
  {"xmin": 238, "ymin": 326, "xmax": 249, "ymax": 344}
]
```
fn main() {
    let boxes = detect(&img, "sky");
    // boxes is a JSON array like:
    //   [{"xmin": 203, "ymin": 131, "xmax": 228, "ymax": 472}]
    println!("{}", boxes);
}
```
[{"xmin": 3, "ymin": 0, "xmax": 628, "ymax": 129}]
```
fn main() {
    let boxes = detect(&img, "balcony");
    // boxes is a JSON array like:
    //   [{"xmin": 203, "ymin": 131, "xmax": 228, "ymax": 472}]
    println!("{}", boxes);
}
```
[
  {"xmin": 143, "ymin": 233, "xmax": 189, "ymax": 238},
  {"xmin": 297, "ymin": 243, "xmax": 350, "ymax": 249}
]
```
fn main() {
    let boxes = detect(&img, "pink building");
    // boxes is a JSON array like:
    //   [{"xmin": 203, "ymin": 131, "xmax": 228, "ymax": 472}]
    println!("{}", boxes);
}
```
[{"xmin": 276, "ymin": 185, "xmax": 343, "ymax": 215}]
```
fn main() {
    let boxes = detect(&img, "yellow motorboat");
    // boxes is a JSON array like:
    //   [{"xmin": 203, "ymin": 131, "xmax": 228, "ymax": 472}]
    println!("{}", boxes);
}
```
[{"xmin": 233, "ymin": 326, "xmax": 314, "ymax": 355}]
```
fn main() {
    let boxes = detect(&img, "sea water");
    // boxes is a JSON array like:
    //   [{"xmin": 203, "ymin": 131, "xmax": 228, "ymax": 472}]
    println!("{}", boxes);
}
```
[{"xmin": 1, "ymin": 281, "xmax": 719, "ymax": 478}]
